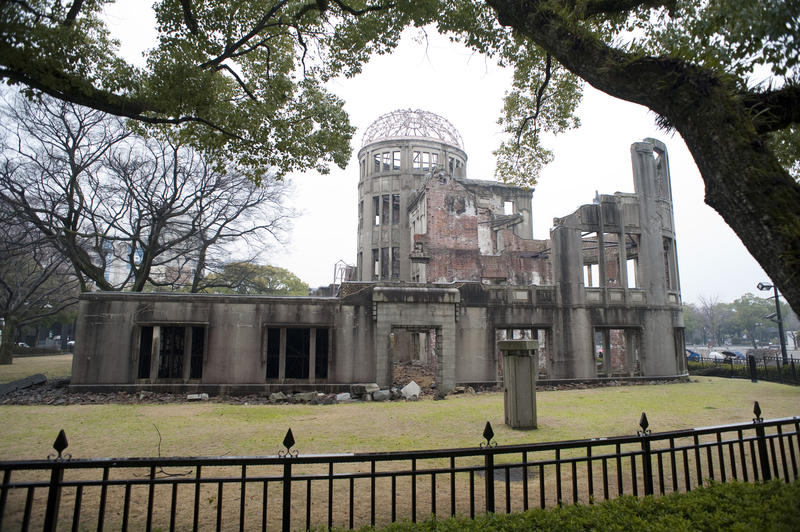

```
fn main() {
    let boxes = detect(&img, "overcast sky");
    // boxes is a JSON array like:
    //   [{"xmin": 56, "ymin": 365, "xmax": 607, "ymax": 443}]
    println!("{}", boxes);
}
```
[{"xmin": 106, "ymin": 4, "xmax": 768, "ymax": 304}]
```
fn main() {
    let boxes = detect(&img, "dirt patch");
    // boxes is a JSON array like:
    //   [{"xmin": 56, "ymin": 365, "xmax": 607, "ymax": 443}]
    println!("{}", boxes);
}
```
[{"xmin": 392, "ymin": 361, "xmax": 436, "ymax": 395}]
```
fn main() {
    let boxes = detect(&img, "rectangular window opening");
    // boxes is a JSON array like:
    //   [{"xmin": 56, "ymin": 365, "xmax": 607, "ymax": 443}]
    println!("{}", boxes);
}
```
[
  {"xmin": 382, "ymin": 152, "xmax": 391, "ymax": 172},
  {"xmin": 266, "ymin": 327, "xmax": 280, "ymax": 378},
  {"xmin": 381, "ymin": 195, "xmax": 389, "ymax": 226},
  {"xmin": 138, "ymin": 326, "xmax": 153, "ymax": 379},
  {"xmin": 158, "ymin": 326, "xmax": 185, "ymax": 379},
  {"xmin": 583, "ymin": 263, "xmax": 600, "ymax": 287},
  {"xmin": 393, "ymin": 151, "xmax": 401, "ymax": 170},
  {"xmin": 412, "ymin": 151, "xmax": 421, "ymax": 170},
  {"xmin": 422, "ymin": 152, "xmax": 431, "ymax": 170},
  {"xmin": 190, "ymin": 326, "xmax": 204, "ymax": 379},
  {"xmin": 372, "ymin": 248, "xmax": 379, "ymax": 280},
  {"xmin": 503, "ymin": 201, "xmax": 514, "ymax": 215},
  {"xmin": 391, "ymin": 194, "xmax": 400, "ymax": 225},
  {"xmin": 315, "ymin": 329, "xmax": 329, "ymax": 379},
  {"xmin": 603, "ymin": 233, "xmax": 621, "ymax": 287},
  {"xmin": 663, "ymin": 237, "xmax": 677, "ymax": 290},
  {"xmin": 285, "ymin": 328, "xmax": 310, "ymax": 379},
  {"xmin": 373, "ymin": 153, "xmax": 380, "ymax": 172},
  {"xmin": 626, "ymin": 258, "xmax": 638, "ymax": 288},
  {"xmin": 381, "ymin": 247, "xmax": 389, "ymax": 279},
  {"xmin": 373, "ymin": 196, "xmax": 380, "ymax": 226},
  {"xmin": 391, "ymin": 247, "xmax": 400, "ymax": 279}
]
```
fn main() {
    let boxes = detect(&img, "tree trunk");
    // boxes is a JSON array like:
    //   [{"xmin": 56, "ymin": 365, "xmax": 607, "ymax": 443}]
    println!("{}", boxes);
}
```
[
  {"xmin": 0, "ymin": 320, "xmax": 16, "ymax": 365},
  {"xmin": 487, "ymin": 0, "xmax": 800, "ymax": 314}
]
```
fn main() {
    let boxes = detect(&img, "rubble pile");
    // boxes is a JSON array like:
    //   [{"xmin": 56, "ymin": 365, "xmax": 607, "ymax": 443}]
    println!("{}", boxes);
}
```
[{"xmin": 0, "ymin": 375, "xmax": 687, "ymax": 406}]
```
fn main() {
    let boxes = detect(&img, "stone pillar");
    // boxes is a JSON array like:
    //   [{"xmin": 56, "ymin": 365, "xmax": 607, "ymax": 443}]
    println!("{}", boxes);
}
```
[{"xmin": 497, "ymin": 339, "xmax": 539, "ymax": 429}]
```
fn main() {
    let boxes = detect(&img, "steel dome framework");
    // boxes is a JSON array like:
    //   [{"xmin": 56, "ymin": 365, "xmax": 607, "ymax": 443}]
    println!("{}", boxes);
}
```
[{"xmin": 361, "ymin": 109, "xmax": 464, "ymax": 149}]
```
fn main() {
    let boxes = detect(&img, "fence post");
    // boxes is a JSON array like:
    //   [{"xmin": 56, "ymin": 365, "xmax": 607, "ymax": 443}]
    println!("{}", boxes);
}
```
[
  {"xmin": 753, "ymin": 402, "xmax": 772, "ymax": 481},
  {"xmin": 747, "ymin": 355, "xmax": 758, "ymax": 383},
  {"xmin": 638, "ymin": 413, "xmax": 654, "ymax": 496},
  {"xmin": 44, "ymin": 430, "xmax": 70, "ymax": 532},
  {"xmin": 279, "ymin": 429, "xmax": 298, "ymax": 532},
  {"xmin": 481, "ymin": 422, "xmax": 496, "ymax": 513}
]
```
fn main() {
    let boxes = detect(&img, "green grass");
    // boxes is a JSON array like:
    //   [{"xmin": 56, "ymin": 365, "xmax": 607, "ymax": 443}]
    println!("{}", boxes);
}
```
[
  {"xmin": 0, "ymin": 354, "xmax": 73, "ymax": 383},
  {"xmin": 0, "ymin": 377, "xmax": 798, "ymax": 460},
  {"xmin": 353, "ymin": 480, "xmax": 800, "ymax": 532}
]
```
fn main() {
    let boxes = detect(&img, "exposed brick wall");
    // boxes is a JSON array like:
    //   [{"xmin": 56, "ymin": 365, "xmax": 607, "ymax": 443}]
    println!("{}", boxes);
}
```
[{"xmin": 416, "ymin": 176, "xmax": 552, "ymax": 285}]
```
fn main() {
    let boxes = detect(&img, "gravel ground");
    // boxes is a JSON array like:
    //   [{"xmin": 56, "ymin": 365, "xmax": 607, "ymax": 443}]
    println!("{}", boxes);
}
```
[{"xmin": 0, "ymin": 375, "xmax": 688, "ymax": 406}]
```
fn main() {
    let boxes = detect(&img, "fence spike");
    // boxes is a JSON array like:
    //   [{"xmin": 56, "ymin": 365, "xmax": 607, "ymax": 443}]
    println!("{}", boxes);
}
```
[
  {"xmin": 639, "ymin": 412, "xmax": 649, "ymax": 433},
  {"xmin": 753, "ymin": 401, "xmax": 762, "ymax": 422},
  {"xmin": 481, "ymin": 421, "xmax": 496, "ymax": 448},
  {"xmin": 280, "ymin": 428, "xmax": 298, "ymax": 457},
  {"xmin": 48, "ymin": 429, "xmax": 70, "ymax": 460}
]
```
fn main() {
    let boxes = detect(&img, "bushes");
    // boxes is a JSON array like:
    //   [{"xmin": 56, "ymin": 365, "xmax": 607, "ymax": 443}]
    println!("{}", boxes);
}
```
[
  {"xmin": 688, "ymin": 360, "xmax": 800, "ymax": 385},
  {"xmin": 356, "ymin": 480, "xmax": 800, "ymax": 531},
  {"xmin": 12, "ymin": 346, "xmax": 64, "ymax": 357}
]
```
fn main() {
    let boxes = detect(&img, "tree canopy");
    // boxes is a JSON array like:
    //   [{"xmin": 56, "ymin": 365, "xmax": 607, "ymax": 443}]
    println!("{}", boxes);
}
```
[
  {"xmin": 201, "ymin": 262, "xmax": 309, "ymax": 296},
  {"xmin": 0, "ymin": 0, "xmax": 407, "ymax": 180},
  {"xmin": 683, "ymin": 293, "xmax": 798, "ymax": 349},
  {"xmin": 2, "ymin": 0, "xmax": 798, "ymax": 312}
]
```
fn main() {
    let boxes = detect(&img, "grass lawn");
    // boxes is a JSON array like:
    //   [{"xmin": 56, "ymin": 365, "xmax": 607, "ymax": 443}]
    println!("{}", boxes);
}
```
[
  {"xmin": 0, "ymin": 354, "xmax": 73, "ymax": 383},
  {"xmin": 0, "ymin": 376, "xmax": 797, "ymax": 460}
]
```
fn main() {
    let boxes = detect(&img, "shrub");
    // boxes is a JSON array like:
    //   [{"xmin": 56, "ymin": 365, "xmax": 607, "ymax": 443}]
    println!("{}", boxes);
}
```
[{"xmin": 351, "ymin": 480, "xmax": 800, "ymax": 531}]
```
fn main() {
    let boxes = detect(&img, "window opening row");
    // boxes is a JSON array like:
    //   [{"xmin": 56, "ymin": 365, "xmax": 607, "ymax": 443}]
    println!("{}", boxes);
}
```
[
  {"xmin": 581, "ymin": 232, "xmax": 640, "ymax": 289},
  {"xmin": 361, "ymin": 151, "xmax": 401, "ymax": 176},
  {"xmin": 372, "ymin": 247, "xmax": 400, "ymax": 280},
  {"xmin": 266, "ymin": 327, "xmax": 329, "ymax": 380},
  {"xmin": 412, "ymin": 151, "xmax": 439, "ymax": 171},
  {"xmin": 360, "ymin": 151, "xmax": 463, "ymax": 176},
  {"xmin": 373, "ymin": 194, "xmax": 400, "ymax": 226},
  {"xmin": 138, "ymin": 325, "xmax": 204, "ymax": 380}
]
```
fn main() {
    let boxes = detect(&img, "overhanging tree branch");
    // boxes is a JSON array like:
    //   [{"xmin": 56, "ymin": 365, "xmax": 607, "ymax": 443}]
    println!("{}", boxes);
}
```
[{"xmin": 742, "ymin": 84, "xmax": 800, "ymax": 134}]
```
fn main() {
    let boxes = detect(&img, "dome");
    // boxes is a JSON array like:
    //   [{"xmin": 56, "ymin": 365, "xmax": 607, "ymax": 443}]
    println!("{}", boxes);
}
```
[{"xmin": 361, "ymin": 109, "xmax": 464, "ymax": 149}]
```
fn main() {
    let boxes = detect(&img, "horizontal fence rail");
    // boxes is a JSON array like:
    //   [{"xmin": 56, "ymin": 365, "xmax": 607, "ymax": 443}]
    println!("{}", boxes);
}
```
[{"xmin": 0, "ymin": 403, "xmax": 798, "ymax": 531}]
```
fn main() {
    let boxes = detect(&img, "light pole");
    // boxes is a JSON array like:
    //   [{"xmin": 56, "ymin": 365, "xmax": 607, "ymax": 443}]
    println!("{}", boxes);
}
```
[{"xmin": 757, "ymin": 282, "xmax": 789, "ymax": 364}]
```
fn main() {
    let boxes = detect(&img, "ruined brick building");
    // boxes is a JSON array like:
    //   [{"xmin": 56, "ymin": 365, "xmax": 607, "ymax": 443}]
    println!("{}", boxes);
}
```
[{"xmin": 71, "ymin": 110, "xmax": 686, "ymax": 394}]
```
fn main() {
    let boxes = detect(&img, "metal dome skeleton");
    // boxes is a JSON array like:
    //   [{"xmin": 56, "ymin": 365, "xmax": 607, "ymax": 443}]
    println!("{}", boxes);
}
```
[{"xmin": 361, "ymin": 109, "xmax": 464, "ymax": 149}]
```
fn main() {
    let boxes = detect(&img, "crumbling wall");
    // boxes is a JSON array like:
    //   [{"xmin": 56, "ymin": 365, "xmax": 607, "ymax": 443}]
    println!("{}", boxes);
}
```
[{"xmin": 411, "ymin": 175, "xmax": 550, "ymax": 285}]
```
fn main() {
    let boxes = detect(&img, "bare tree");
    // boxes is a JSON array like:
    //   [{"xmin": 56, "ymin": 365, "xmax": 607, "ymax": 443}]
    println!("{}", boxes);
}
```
[
  {"xmin": 0, "ymin": 202, "xmax": 78, "ymax": 364},
  {"xmin": 0, "ymin": 92, "xmax": 131, "ymax": 290},
  {"xmin": 698, "ymin": 295, "xmax": 729, "ymax": 347},
  {"xmin": 0, "ymin": 93, "xmax": 294, "ymax": 293}
]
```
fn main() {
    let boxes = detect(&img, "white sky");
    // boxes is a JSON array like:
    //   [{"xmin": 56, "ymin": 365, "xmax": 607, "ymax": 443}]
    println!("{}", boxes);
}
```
[{"xmin": 105, "ymin": 4, "xmax": 768, "ymax": 304}]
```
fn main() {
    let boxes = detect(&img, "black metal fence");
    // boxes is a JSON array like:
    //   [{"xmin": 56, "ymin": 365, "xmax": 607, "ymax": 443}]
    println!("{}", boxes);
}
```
[
  {"xmin": 689, "ymin": 355, "xmax": 800, "ymax": 385},
  {"xmin": 0, "ymin": 402, "xmax": 798, "ymax": 531}
]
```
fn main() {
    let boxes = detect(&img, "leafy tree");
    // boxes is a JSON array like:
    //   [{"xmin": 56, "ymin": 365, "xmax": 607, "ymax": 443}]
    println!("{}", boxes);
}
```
[
  {"xmin": 681, "ymin": 303, "xmax": 704, "ymax": 345},
  {"xmin": 727, "ymin": 294, "xmax": 775, "ymax": 348},
  {"xmin": 201, "ymin": 262, "xmax": 309, "ymax": 295},
  {"xmin": 0, "ymin": 0, "xmax": 392, "ymax": 180}
]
